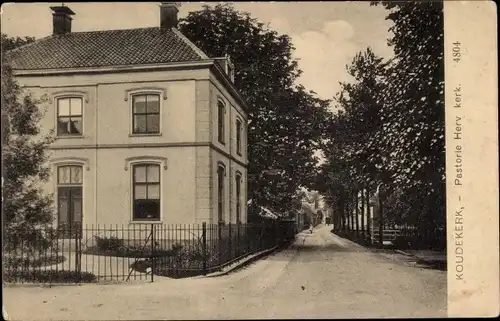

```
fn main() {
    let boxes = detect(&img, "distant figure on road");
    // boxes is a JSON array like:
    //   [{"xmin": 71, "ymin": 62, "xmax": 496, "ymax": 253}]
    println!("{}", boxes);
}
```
[{"xmin": 309, "ymin": 224, "xmax": 313, "ymax": 234}]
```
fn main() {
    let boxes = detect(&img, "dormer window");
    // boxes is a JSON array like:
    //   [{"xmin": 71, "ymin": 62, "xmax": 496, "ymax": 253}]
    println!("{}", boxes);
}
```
[
  {"xmin": 215, "ymin": 56, "xmax": 235, "ymax": 83},
  {"xmin": 227, "ymin": 62, "xmax": 235, "ymax": 82}
]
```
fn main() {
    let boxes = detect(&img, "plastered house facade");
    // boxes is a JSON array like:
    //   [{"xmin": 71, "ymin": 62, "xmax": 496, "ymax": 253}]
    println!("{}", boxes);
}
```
[{"xmin": 7, "ymin": 3, "xmax": 248, "ymax": 229}]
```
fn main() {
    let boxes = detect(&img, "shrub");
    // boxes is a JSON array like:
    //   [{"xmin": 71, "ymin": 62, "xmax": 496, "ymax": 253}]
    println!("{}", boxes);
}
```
[
  {"xmin": 392, "ymin": 236, "xmax": 413, "ymax": 250},
  {"xmin": 95, "ymin": 236, "xmax": 123, "ymax": 251},
  {"xmin": 154, "ymin": 242, "xmax": 210, "ymax": 278},
  {"xmin": 4, "ymin": 254, "xmax": 66, "ymax": 269},
  {"xmin": 4, "ymin": 270, "xmax": 97, "ymax": 283}
]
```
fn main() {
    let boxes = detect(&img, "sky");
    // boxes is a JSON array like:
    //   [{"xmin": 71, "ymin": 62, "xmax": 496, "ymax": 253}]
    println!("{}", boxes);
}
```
[{"xmin": 1, "ymin": 2, "xmax": 394, "ymax": 104}]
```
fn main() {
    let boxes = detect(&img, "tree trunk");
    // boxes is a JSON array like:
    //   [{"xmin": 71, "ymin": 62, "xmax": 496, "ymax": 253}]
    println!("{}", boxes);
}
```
[{"xmin": 355, "ymin": 191, "xmax": 359, "ymax": 239}]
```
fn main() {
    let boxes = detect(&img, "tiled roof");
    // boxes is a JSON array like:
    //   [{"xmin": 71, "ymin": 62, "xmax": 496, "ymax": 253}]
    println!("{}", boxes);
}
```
[{"xmin": 6, "ymin": 27, "xmax": 208, "ymax": 70}]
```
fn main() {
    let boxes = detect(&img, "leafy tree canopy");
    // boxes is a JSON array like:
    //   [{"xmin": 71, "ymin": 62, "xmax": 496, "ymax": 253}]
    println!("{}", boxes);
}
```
[
  {"xmin": 2, "ymin": 33, "xmax": 56, "ymax": 249},
  {"xmin": 179, "ymin": 4, "xmax": 332, "ymax": 216},
  {"xmin": 317, "ymin": 1, "xmax": 445, "ymax": 232}
]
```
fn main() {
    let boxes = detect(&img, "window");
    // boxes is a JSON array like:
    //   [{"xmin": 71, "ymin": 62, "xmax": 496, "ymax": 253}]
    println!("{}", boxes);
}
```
[
  {"xmin": 217, "ymin": 101, "xmax": 225, "ymax": 144},
  {"xmin": 57, "ymin": 165, "xmax": 83, "ymax": 237},
  {"xmin": 217, "ymin": 164, "xmax": 225, "ymax": 223},
  {"xmin": 235, "ymin": 173, "xmax": 242, "ymax": 223},
  {"xmin": 132, "ymin": 94, "xmax": 160, "ymax": 134},
  {"xmin": 132, "ymin": 164, "xmax": 161, "ymax": 221},
  {"xmin": 57, "ymin": 97, "xmax": 83, "ymax": 136},
  {"xmin": 236, "ymin": 119, "xmax": 242, "ymax": 155}
]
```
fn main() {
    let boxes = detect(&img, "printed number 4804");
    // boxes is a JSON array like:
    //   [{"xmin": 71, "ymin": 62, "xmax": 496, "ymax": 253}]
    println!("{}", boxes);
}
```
[{"xmin": 453, "ymin": 41, "xmax": 461, "ymax": 63}]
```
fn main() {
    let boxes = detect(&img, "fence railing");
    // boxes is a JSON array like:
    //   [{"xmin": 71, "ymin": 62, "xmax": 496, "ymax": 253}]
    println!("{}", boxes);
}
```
[{"xmin": 3, "ymin": 221, "xmax": 296, "ymax": 284}]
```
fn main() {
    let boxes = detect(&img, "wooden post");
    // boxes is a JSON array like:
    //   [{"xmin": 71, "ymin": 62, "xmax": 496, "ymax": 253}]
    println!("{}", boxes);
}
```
[
  {"xmin": 378, "ymin": 186, "xmax": 384, "ymax": 247},
  {"xmin": 361, "ymin": 188, "xmax": 365, "ymax": 240},
  {"xmin": 366, "ymin": 187, "xmax": 372, "ymax": 245}
]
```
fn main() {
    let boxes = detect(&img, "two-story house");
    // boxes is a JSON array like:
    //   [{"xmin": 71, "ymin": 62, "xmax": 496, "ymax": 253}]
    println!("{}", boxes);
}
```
[{"xmin": 6, "ymin": 3, "xmax": 248, "ymax": 230}]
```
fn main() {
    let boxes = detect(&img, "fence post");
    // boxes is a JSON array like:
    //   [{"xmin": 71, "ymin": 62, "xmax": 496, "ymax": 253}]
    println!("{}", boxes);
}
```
[
  {"xmin": 228, "ymin": 222, "xmax": 232, "ymax": 262},
  {"xmin": 151, "ymin": 224, "xmax": 155, "ymax": 283},
  {"xmin": 74, "ymin": 223, "xmax": 82, "ymax": 283},
  {"xmin": 236, "ymin": 220, "xmax": 240, "ymax": 257},
  {"xmin": 202, "ymin": 222, "xmax": 207, "ymax": 275},
  {"xmin": 218, "ymin": 222, "xmax": 222, "ymax": 267}
]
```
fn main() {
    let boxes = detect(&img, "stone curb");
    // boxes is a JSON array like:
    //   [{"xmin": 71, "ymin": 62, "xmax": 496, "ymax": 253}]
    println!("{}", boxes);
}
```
[
  {"xmin": 394, "ymin": 249, "xmax": 447, "ymax": 265},
  {"xmin": 199, "ymin": 238, "xmax": 302, "ymax": 278},
  {"xmin": 202, "ymin": 245, "xmax": 282, "ymax": 278},
  {"xmin": 394, "ymin": 249, "xmax": 413, "ymax": 257}
]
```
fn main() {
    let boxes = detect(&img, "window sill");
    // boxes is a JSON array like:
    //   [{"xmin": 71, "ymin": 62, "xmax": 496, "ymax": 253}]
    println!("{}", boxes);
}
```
[
  {"xmin": 129, "ymin": 220, "xmax": 163, "ymax": 225},
  {"xmin": 56, "ymin": 135, "xmax": 85, "ymax": 140},
  {"xmin": 128, "ymin": 133, "xmax": 162, "ymax": 137},
  {"xmin": 129, "ymin": 133, "xmax": 162, "ymax": 137}
]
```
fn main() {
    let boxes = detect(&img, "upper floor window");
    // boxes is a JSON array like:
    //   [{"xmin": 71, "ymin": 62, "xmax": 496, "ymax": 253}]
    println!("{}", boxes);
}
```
[
  {"xmin": 217, "ymin": 100, "xmax": 226, "ymax": 145},
  {"xmin": 57, "ymin": 97, "xmax": 83, "ymax": 136},
  {"xmin": 132, "ymin": 163, "xmax": 161, "ymax": 221},
  {"xmin": 132, "ymin": 94, "xmax": 160, "ymax": 134},
  {"xmin": 236, "ymin": 119, "xmax": 242, "ymax": 156}
]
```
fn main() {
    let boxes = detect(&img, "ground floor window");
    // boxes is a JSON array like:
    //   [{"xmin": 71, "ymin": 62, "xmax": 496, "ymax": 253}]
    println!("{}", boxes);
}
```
[
  {"xmin": 236, "ymin": 173, "xmax": 242, "ymax": 223},
  {"xmin": 57, "ymin": 165, "xmax": 83, "ymax": 237},
  {"xmin": 132, "ymin": 163, "xmax": 161, "ymax": 221}
]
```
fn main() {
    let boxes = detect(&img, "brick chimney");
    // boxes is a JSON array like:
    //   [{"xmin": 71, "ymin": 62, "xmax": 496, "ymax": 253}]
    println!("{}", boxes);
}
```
[
  {"xmin": 50, "ymin": 5, "xmax": 75, "ymax": 35},
  {"xmin": 160, "ymin": 2, "xmax": 179, "ymax": 29}
]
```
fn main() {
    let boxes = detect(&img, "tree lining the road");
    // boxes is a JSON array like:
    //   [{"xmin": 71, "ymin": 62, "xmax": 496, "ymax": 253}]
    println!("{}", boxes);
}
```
[
  {"xmin": 179, "ymin": 4, "xmax": 332, "ymax": 218},
  {"xmin": 315, "ymin": 1, "xmax": 445, "ymax": 244}
]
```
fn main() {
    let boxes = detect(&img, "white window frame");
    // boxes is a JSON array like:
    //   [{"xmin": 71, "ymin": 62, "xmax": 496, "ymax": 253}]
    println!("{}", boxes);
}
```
[
  {"xmin": 217, "ymin": 162, "xmax": 227, "ymax": 224},
  {"xmin": 125, "ymin": 156, "xmax": 168, "ymax": 223},
  {"xmin": 125, "ymin": 88, "xmax": 167, "ymax": 137},
  {"xmin": 235, "ymin": 171, "xmax": 243, "ymax": 224},
  {"xmin": 50, "ymin": 157, "xmax": 90, "ymax": 227},
  {"xmin": 217, "ymin": 99, "xmax": 226, "ymax": 145},
  {"xmin": 52, "ymin": 92, "xmax": 88, "ymax": 138},
  {"xmin": 236, "ymin": 117, "xmax": 243, "ymax": 156}
]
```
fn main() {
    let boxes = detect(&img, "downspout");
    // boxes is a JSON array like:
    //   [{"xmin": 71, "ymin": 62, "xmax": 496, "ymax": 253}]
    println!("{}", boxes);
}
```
[
  {"xmin": 95, "ymin": 85, "xmax": 99, "ymax": 225},
  {"xmin": 228, "ymin": 103, "xmax": 233, "ymax": 224}
]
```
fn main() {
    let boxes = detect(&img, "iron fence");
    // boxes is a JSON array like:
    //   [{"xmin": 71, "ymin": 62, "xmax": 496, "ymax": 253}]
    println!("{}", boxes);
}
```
[{"xmin": 3, "ymin": 221, "xmax": 295, "ymax": 284}]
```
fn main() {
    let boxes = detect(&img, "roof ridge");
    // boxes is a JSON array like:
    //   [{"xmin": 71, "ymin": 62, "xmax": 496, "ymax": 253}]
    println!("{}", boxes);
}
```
[
  {"xmin": 64, "ymin": 26, "xmax": 160, "ymax": 35},
  {"xmin": 171, "ymin": 28, "xmax": 209, "ymax": 60}
]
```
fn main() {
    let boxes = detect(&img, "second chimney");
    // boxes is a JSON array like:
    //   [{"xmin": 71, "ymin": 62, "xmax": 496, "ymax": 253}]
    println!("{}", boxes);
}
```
[
  {"xmin": 160, "ymin": 2, "xmax": 179, "ymax": 29},
  {"xmin": 50, "ymin": 6, "xmax": 75, "ymax": 35}
]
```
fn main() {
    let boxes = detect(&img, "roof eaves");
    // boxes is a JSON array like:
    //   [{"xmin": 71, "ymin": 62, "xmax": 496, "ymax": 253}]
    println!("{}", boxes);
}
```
[
  {"xmin": 12, "ymin": 59, "xmax": 215, "ymax": 76},
  {"xmin": 171, "ymin": 28, "xmax": 209, "ymax": 60}
]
